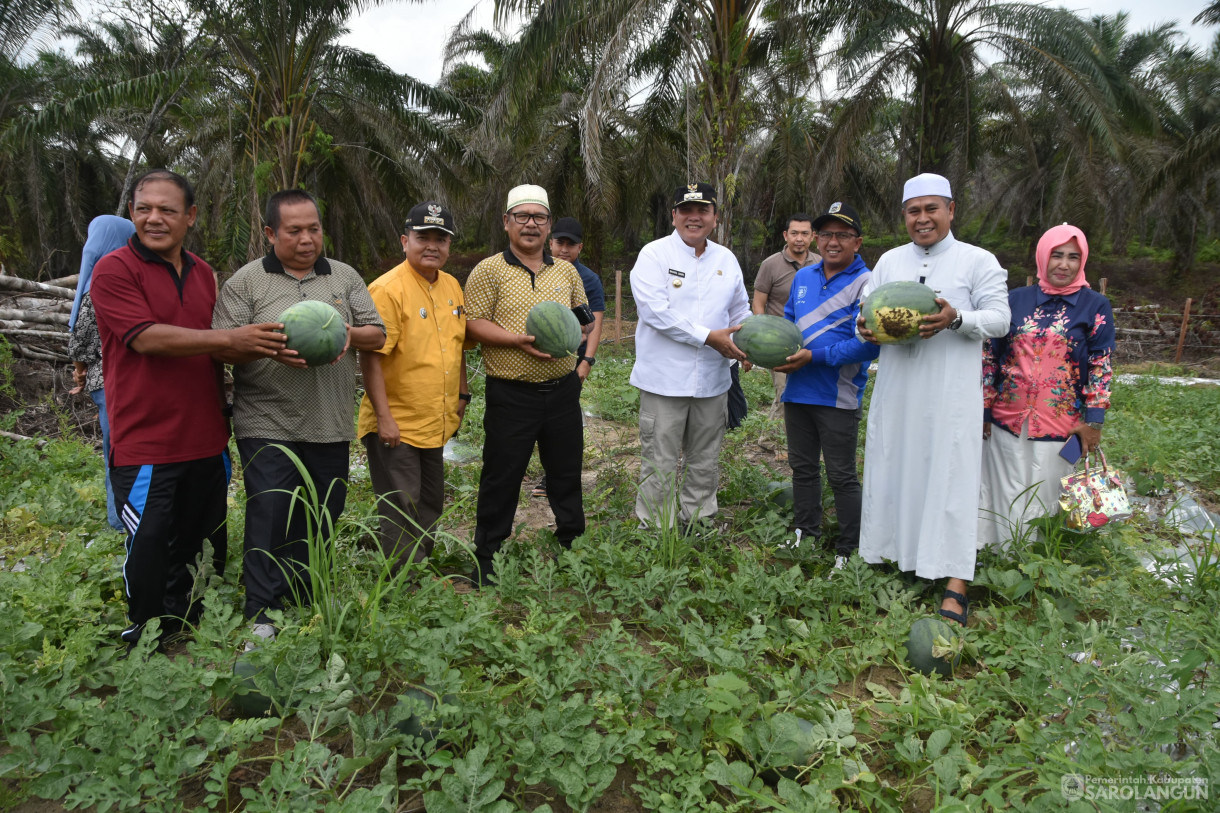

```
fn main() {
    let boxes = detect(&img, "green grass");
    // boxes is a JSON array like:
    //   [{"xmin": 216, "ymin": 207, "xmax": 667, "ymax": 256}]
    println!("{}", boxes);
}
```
[{"xmin": 0, "ymin": 360, "xmax": 1216, "ymax": 812}]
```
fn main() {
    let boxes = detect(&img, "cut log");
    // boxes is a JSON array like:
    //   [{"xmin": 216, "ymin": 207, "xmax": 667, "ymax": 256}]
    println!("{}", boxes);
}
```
[
  {"xmin": 0, "ymin": 328, "xmax": 70, "ymax": 340},
  {"xmin": 9, "ymin": 343, "xmax": 68, "ymax": 361},
  {"xmin": 44, "ymin": 273, "xmax": 79, "ymax": 288},
  {"xmin": 0, "ymin": 429, "xmax": 48, "ymax": 448},
  {"xmin": 0, "ymin": 276, "xmax": 75, "ymax": 298},
  {"xmin": 0, "ymin": 308, "xmax": 70, "ymax": 326}
]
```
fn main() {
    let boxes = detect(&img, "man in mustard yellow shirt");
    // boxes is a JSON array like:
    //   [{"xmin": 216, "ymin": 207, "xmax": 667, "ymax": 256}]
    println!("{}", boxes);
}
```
[{"xmin": 358, "ymin": 202, "xmax": 469, "ymax": 572}]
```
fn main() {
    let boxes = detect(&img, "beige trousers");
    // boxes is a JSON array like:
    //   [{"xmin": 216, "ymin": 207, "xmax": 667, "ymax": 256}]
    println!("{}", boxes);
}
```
[{"xmin": 635, "ymin": 390, "xmax": 728, "ymax": 527}]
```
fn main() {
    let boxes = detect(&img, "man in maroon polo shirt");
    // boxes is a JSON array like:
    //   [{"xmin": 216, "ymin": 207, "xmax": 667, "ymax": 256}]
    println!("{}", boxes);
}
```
[{"xmin": 91, "ymin": 169, "xmax": 288, "ymax": 650}]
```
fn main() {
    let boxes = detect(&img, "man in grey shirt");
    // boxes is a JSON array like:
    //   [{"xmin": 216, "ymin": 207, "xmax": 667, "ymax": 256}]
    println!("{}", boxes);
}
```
[
  {"xmin": 753, "ymin": 213, "xmax": 819, "ymax": 411},
  {"xmin": 212, "ymin": 189, "xmax": 385, "ymax": 646}
]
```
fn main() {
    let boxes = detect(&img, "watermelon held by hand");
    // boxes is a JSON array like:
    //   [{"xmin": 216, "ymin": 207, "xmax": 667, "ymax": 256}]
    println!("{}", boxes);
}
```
[
  {"xmin": 861, "ymin": 281, "xmax": 939, "ymax": 344},
  {"xmin": 278, "ymin": 300, "xmax": 347, "ymax": 366},
  {"xmin": 905, "ymin": 616, "xmax": 960, "ymax": 677},
  {"xmin": 525, "ymin": 301, "xmax": 581, "ymax": 358},
  {"xmin": 732, "ymin": 314, "xmax": 803, "ymax": 368}
]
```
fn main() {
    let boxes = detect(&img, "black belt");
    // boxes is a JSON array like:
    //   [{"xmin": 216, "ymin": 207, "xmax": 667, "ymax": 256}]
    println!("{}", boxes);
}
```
[{"xmin": 491, "ymin": 372, "xmax": 576, "ymax": 392}]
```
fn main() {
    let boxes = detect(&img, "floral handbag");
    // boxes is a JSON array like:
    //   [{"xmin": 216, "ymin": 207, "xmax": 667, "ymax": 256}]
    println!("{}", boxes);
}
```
[{"xmin": 1059, "ymin": 448, "xmax": 1132, "ymax": 531}]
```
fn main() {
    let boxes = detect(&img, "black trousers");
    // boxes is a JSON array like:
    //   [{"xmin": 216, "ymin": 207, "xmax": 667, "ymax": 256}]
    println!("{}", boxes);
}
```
[
  {"xmin": 783, "ymin": 402, "xmax": 863, "ymax": 555},
  {"xmin": 110, "ymin": 453, "xmax": 229, "ymax": 643},
  {"xmin": 473, "ymin": 373, "xmax": 585, "ymax": 570},
  {"xmin": 237, "ymin": 438, "xmax": 348, "ymax": 623}
]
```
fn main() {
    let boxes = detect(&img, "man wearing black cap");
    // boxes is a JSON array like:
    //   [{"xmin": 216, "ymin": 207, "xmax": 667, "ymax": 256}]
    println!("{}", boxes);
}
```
[
  {"xmin": 358, "ymin": 202, "xmax": 470, "ymax": 574},
  {"xmin": 550, "ymin": 217, "xmax": 604, "ymax": 381},
  {"xmin": 773, "ymin": 202, "xmax": 879, "ymax": 573},
  {"xmin": 528, "ymin": 217, "xmax": 606, "ymax": 498},
  {"xmin": 629, "ymin": 182, "xmax": 750, "ymax": 532}
]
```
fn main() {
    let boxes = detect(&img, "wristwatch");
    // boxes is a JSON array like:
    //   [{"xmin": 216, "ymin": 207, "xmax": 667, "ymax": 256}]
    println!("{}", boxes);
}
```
[
  {"xmin": 1086, "ymin": 421, "xmax": 1102, "ymax": 430},
  {"xmin": 579, "ymin": 356, "xmax": 596, "ymax": 367},
  {"xmin": 948, "ymin": 310, "xmax": 964, "ymax": 331},
  {"xmin": 458, "ymin": 392, "xmax": 472, "ymax": 403}
]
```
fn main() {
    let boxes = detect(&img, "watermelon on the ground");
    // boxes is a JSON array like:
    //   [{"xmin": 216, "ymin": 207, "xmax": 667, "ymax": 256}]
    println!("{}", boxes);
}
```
[
  {"xmin": 766, "ymin": 480, "xmax": 794, "ymax": 510},
  {"xmin": 231, "ymin": 656, "xmax": 292, "ymax": 717},
  {"xmin": 905, "ymin": 616, "xmax": 960, "ymax": 677},
  {"xmin": 732, "ymin": 314, "xmax": 803, "ymax": 368},
  {"xmin": 525, "ymin": 301, "xmax": 581, "ymax": 358},
  {"xmin": 861, "ymin": 281, "xmax": 939, "ymax": 344},
  {"xmin": 756, "ymin": 713, "xmax": 818, "ymax": 782},
  {"xmin": 279, "ymin": 299, "xmax": 347, "ymax": 366},
  {"xmin": 393, "ymin": 686, "xmax": 445, "ymax": 741}
]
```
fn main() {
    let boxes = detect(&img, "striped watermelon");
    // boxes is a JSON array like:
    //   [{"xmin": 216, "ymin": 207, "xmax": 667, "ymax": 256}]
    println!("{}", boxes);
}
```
[
  {"xmin": 279, "ymin": 299, "xmax": 347, "ymax": 366},
  {"xmin": 905, "ymin": 616, "xmax": 960, "ymax": 676},
  {"xmin": 861, "ymin": 281, "xmax": 938, "ymax": 344},
  {"xmin": 733, "ymin": 314, "xmax": 803, "ymax": 368},
  {"xmin": 525, "ymin": 301, "xmax": 581, "ymax": 357}
]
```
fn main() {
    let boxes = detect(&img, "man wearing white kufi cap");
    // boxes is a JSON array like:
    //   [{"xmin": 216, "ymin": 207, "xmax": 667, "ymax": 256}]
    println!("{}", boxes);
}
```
[
  {"xmin": 462, "ymin": 183, "xmax": 589, "ymax": 588},
  {"xmin": 856, "ymin": 173, "xmax": 1010, "ymax": 626}
]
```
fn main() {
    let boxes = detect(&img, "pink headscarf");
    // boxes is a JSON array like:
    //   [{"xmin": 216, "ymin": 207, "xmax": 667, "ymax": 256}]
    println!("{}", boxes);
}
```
[{"xmin": 1035, "ymin": 223, "xmax": 1090, "ymax": 296}]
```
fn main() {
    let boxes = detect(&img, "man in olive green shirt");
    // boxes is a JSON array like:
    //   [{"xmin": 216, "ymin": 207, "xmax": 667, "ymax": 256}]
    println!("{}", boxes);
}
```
[{"xmin": 213, "ymin": 189, "xmax": 384, "ymax": 643}]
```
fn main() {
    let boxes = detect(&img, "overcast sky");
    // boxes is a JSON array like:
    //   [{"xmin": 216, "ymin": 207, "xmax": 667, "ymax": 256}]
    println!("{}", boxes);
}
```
[{"xmin": 341, "ymin": 0, "xmax": 1216, "ymax": 84}]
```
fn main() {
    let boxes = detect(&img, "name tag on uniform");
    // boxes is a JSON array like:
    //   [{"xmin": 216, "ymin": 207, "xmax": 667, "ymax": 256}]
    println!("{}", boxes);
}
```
[{"xmin": 667, "ymin": 269, "xmax": 685, "ymax": 278}]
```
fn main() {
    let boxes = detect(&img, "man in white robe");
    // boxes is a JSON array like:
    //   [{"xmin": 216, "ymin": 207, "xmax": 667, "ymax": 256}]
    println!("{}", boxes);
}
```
[{"xmin": 857, "ymin": 173, "xmax": 1010, "ymax": 625}]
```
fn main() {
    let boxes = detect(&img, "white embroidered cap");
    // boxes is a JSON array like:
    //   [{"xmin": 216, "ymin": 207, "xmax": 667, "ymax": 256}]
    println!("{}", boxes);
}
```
[
  {"xmin": 505, "ymin": 184, "xmax": 550, "ymax": 213},
  {"xmin": 902, "ymin": 173, "xmax": 952, "ymax": 203}
]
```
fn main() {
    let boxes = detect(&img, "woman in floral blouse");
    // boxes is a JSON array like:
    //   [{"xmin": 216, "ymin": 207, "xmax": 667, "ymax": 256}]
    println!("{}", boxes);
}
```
[{"xmin": 979, "ymin": 224, "xmax": 1115, "ymax": 547}]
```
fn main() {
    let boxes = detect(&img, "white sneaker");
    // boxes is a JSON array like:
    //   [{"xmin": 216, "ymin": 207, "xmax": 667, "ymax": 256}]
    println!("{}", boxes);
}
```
[
  {"xmin": 243, "ymin": 622, "xmax": 277, "ymax": 653},
  {"xmin": 828, "ymin": 555, "xmax": 848, "ymax": 579}
]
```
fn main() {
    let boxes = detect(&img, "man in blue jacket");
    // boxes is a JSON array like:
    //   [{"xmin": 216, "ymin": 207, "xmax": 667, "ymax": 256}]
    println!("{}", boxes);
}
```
[{"xmin": 773, "ymin": 202, "xmax": 879, "ymax": 572}]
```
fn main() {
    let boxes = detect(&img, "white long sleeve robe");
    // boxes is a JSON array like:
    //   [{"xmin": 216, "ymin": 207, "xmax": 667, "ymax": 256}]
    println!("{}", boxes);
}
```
[{"xmin": 858, "ymin": 232, "xmax": 1010, "ymax": 580}]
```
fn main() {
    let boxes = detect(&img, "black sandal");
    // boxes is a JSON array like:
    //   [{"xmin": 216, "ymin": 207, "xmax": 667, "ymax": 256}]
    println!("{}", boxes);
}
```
[{"xmin": 939, "ymin": 589, "xmax": 969, "ymax": 626}]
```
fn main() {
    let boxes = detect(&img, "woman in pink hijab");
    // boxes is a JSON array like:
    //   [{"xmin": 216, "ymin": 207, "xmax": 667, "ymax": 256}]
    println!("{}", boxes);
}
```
[{"xmin": 979, "ymin": 224, "xmax": 1116, "ymax": 547}]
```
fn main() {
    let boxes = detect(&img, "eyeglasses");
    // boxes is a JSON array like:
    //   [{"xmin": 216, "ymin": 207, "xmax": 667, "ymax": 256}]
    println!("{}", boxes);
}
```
[
  {"xmin": 816, "ymin": 230, "xmax": 858, "ymax": 241},
  {"xmin": 508, "ymin": 212, "xmax": 551, "ymax": 225}
]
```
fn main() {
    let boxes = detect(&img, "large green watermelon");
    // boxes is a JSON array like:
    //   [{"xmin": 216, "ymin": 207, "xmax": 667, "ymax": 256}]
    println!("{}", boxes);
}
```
[
  {"xmin": 525, "ymin": 301, "xmax": 581, "ymax": 357},
  {"xmin": 231, "ymin": 656, "xmax": 293, "ymax": 717},
  {"xmin": 766, "ymin": 480, "xmax": 794, "ymax": 510},
  {"xmin": 279, "ymin": 299, "xmax": 347, "ymax": 366},
  {"xmin": 861, "ymin": 281, "xmax": 938, "ymax": 344},
  {"xmin": 393, "ymin": 686, "xmax": 445, "ymax": 742},
  {"xmin": 733, "ymin": 314, "xmax": 803, "ymax": 368},
  {"xmin": 905, "ymin": 616, "xmax": 960, "ymax": 677}
]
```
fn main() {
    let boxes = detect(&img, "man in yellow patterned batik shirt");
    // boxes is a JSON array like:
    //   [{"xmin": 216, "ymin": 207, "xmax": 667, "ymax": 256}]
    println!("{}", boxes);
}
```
[{"xmin": 463, "ymin": 184, "xmax": 589, "ymax": 588}]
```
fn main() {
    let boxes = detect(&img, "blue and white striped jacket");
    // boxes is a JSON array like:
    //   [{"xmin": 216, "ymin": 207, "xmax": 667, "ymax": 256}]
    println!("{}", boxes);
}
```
[{"xmin": 781, "ymin": 255, "xmax": 880, "ymax": 410}]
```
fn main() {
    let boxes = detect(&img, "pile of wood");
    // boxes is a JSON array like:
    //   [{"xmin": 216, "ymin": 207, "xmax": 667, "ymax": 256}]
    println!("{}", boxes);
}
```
[{"xmin": 0, "ymin": 269, "xmax": 79, "ymax": 363}]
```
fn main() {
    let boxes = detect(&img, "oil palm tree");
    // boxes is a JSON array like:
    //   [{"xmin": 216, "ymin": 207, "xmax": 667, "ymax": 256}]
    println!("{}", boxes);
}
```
[
  {"xmin": 1145, "ymin": 34, "xmax": 1220, "ymax": 269},
  {"xmin": 182, "ymin": 0, "xmax": 477, "ymax": 270},
  {"xmin": 829, "ymin": 0, "xmax": 1127, "ymax": 201},
  {"xmin": 476, "ymin": 0, "xmax": 833, "ymax": 246}
]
